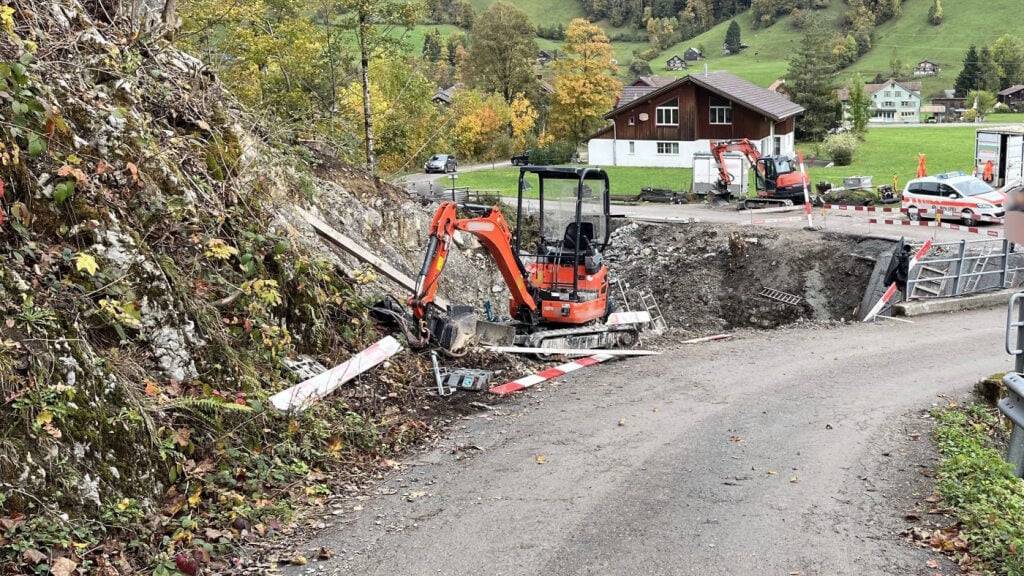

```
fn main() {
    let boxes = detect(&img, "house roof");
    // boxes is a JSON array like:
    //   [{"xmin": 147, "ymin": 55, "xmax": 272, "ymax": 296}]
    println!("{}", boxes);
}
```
[
  {"xmin": 617, "ymin": 85, "xmax": 658, "ymax": 106},
  {"xmin": 632, "ymin": 75, "xmax": 677, "ymax": 88},
  {"xmin": 432, "ymin": 82, "xmax": 464, "ymax": 105},
  {"xmin": 999, "ymin": 84, "xmax": 1024, "ymax": 96},
  {"xmin": 918, "ymin": 59, "xmax": 938, "ymax": 65},
  {"xmin": 838, "ymin": 79, "xmax": 922, "ymax": 101},
  {"xmin": 606, "ymin": 71, "xmax": 804, "ymax": 121}
]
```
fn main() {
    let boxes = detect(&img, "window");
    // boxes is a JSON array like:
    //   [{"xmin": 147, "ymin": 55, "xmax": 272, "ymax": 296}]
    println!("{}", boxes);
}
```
[
  {"xmin": 628, "ymin": 115, "xmax": 636, "ymax": 126},
  {"xmin": 773, "ymin": 136, "xmax": 782, "ymax": 156},
  {"xmin": 655, "ymin": 98, "xmax": 679, "ymax": 126},
  {"xmin": 628, "ymin": 141, "xmax": 635, "ymax": 154},
  {"xmin": 884, "ymin": 90, "xmax": 892, "ymax": 97},
  {"xmin": 901, "ymin": 101, "xmax": 913, "ymax": 107},
  {"xmin": 656, "ymin": 142, "xmax": 679, "ymax": 155},
  {"xmin": 709, "ymin": 95, "xmax": 732, "ymax": 125}
]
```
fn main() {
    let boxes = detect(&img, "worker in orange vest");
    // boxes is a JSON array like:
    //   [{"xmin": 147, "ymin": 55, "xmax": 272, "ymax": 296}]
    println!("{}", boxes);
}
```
[
  {"xmin": 916, "ymin": 154, "xmax": 927, "ymax": 178},
  {"xmin": 983, "ymin": 159, "xmax": 995, "ymax": 183}
]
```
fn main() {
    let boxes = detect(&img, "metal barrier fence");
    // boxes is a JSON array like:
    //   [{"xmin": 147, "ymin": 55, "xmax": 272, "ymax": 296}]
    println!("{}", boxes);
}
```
[
  {"xmin": 1001, "ymin": 294, "xmax": 1024, "ymax": 476},
  {"xmin": 905, "ymin": 238, "xmax": 1024, "ymax": 300}
]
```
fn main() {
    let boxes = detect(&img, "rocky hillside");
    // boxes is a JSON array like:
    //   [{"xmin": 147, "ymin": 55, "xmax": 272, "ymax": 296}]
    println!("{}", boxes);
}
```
[{"xmin": 0, "ymin": 1, "xmax": 505, "ymax": 573}]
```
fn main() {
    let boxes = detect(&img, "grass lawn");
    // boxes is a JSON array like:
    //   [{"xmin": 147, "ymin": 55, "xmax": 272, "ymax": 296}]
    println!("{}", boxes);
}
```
[
  {"xmin": 449, "ymin": 166, "xmax": 693, "ymax": 198},
  {"xmin": 844, "ymin": 0, "xmax": 1024, "ymax": 98},
  {"xmin": 987, "ymin": 113, "xmax": 1024, "ymax": 124},
  {"xmin": 799, "ymin": 126, "xmax": 980, "ymax": 190},
  {"xmin": 450, "ymin": 125, "xmax": 986, "ymax": 198}
]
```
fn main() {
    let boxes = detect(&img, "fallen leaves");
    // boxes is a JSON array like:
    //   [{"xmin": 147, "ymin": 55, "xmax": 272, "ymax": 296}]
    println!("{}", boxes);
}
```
[
  {"xmin": 22, "ymin": 548, "xmax": 46, "ymax": 565},
  {"xmin": 74, "ymin": 252, "xmax": 99, "ymax": 276},
  {"xmin": 50, "ymin": 557, "xmax": 77, "ymax": 576},
  {"xmin": 57, "ymin": 164, "xmax": 88, "ymax": 186},
  {"xmin": 535, "ymin": 454, "xmax": 546, "ymax": 465}
]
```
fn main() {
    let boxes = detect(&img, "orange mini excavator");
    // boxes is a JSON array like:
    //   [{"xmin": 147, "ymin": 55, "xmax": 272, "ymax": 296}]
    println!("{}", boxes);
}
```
[
  {"xmin": 404, "ymin": 166, "xmax": 642, "ymax": 352},
  {"xmin": 710, "ymin": 138, "xmax": 810, "ymax": 209}
]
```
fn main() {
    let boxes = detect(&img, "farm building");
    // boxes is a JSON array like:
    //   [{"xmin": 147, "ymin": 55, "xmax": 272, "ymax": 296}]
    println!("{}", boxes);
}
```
[
  {"xmin": 684, "ymin": 47, "xmax": 703, "ymax": 61},
  {"xmin": 999, "ymin": 85, "xmax": 1024, "ymax": 110},
  {"xmin": 666, "ymin": 55, "xmax": 687, "ymax": 71},
  {"xmin": 837, "ymin": 79, "xmax": 922, "ymax": 123},
  {"xmin": 914, "ymin": 60, "xmax": 940, "ymax": 76},
  {"xmin": 588, "ymin": 71, "xmax": 803, "ymax": 168}
]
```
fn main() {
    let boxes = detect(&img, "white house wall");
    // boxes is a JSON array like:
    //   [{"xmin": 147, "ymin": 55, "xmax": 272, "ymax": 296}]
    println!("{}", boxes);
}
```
[{"xmin": 588, "ymin": 133, "xmax": 796, "ymax": 168}]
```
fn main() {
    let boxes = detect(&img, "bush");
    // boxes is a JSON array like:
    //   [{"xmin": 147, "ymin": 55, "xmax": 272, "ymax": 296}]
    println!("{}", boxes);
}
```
[
  {"xmin": 530, "ymin": 140, "xmax": 576, "ymax": 165},
  {"xmin": 963, "ymin": 108, "xmax": 979, "ymax": 122},
  {"xmin": 823, "ymin": 133, "xmax": 858, "ymax": 166}
]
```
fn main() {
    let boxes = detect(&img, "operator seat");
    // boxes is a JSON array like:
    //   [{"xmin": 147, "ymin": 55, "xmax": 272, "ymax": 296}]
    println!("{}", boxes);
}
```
[{"xmin": 562, "ymin": 222, "xmax": 602, "ymax": 274}]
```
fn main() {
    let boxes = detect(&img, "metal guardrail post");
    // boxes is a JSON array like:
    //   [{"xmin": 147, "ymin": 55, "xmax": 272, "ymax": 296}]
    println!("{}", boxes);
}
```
[
  {"xmin": 953, "ymin": 239, "xmax": 967, "ymax": 296},
  {"xmin": 1003, "ymin": 239, "xmax": 1012, "ymax": 289},
  {"xmin": 999, "ymin": 373, "xmax": 1024, "ymax": 477},
  {"xmin": 1006, "ymin": 292, "xmax": 1024, "ymax": 374}
]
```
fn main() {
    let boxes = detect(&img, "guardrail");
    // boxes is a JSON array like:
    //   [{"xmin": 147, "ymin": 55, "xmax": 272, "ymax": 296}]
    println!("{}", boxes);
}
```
[
  {"xmin": 905, "ymin": 238, "xmax": 1024, "ymax": 300},
  {"xmin": 1000, "ymin": 295, "xmax": 1024, "ymax": 476}
]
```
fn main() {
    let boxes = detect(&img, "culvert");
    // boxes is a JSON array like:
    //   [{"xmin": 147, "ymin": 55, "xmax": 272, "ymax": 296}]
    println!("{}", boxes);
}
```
[{"xmin": 605, "ymin": 221, "xmax": 896, "ymax": 333}]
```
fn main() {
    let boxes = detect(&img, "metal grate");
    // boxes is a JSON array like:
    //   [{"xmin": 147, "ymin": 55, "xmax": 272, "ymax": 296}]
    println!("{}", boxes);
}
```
[{"xmin": 758, "ymin": 287, "xmax": 802, "ymax": 306}]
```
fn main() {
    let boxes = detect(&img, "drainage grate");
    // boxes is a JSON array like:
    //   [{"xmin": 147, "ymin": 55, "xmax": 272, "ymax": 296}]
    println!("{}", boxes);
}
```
[{"xmin": 758, "ymin": 287, "xmax": 803, "ymax": 306}]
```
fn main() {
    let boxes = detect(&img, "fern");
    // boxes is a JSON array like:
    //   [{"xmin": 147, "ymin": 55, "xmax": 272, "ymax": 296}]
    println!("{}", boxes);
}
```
[{"xmin": 170, "ymin": 397, "xmax": 254, "ymax": 415}]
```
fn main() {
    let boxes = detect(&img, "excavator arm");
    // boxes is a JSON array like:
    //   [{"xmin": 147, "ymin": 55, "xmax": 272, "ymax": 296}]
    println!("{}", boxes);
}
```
[
  {"xmin": 710, "ymin": 138, "xmax": 763, "ymax": 186},
  {"xmin": 409, "ymin": 202, "xmax": 537, "ymax": 325}
]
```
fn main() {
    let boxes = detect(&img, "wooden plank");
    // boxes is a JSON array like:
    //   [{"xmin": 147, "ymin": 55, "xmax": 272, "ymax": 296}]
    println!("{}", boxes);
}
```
[
  {"xmin": 270, "ymin": 336, "xmax": 403, "ymax": 412},
  {"xmin": 298, "ymin": 208, "xmax": 448, "ymax": 309},
  {"xmin": 484, "ymin": 345, "xmax": 660, "ymax": 357},
  {"xmin": 680, "ymin": 334, "xmax": 733, "ymax": 344}
]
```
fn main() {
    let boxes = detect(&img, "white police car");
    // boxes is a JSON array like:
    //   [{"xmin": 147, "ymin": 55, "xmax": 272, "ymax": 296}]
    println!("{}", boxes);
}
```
[{"xmin": 901, "ymin": 172, "xmax": 1006, "ymax": 226}]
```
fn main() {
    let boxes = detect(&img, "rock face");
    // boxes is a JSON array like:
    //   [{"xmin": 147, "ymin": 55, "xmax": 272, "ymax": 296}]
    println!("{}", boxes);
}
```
[{"xmin": 0, "ymin": 0, "xmax": 505, "ymax": 563}]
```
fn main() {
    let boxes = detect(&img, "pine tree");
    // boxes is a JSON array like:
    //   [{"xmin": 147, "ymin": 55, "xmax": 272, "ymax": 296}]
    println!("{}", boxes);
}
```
[
  {"xmin": 927, "ymin": 0, "xmax": 943, "ymax": 25},
  {"xmin": 422, "ymin": 29, "xmax": 442, "ymax": 61},
  {"xmin": 724, "ymin": 20, "xmax": 742, "ymax": 54},
  {"xmin": 954, "ymin": 45, "xmax": 980, "ymax": 97},
  {"xmin": 977, "ymin": 46, "xmax": 1004, "ymax": 92},
  {"xmin": 787, "ymin": 18, "xmax": 841, "ymax": 140}
]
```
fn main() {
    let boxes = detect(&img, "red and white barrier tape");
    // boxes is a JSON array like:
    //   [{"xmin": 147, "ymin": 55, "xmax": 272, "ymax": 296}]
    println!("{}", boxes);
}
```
[
  {"xmin": 866, "ymin": 218, "xmax": 1003, "ymax": 237},
  {"xmin": 862, "ymin": 240, "xmax": 933, "ymax": 323},
  {"xmin": 488, "ymin": 354, "xmax": 614, "ymax": 396},
  {"xmin": 822, "ymin": 204, "xmax": 1005, "ymax": 223}
]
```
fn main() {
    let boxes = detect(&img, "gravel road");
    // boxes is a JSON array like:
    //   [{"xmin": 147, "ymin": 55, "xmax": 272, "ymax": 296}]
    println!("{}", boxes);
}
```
[{"xmin": 283, "ymin": 307, "xmax": 1008, "ymax": 576}]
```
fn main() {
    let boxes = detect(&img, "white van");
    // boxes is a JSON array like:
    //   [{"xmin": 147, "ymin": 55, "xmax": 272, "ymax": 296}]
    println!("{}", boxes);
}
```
[{"xmin": 901, "ymin": 172, "xmax": 1006, "ymax": 226}]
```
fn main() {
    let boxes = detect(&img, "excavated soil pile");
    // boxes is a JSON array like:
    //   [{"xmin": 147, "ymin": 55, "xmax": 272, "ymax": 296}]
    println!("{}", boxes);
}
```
[{"xmin": 606, "ymin": 222, "xmax": 894, "ymax": 334}]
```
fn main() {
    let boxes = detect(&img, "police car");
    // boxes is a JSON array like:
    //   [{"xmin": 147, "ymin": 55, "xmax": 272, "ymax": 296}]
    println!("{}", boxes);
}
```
[{"xmin": 901, "ymin": 172, "xmax": 1006, "ymax": 226}]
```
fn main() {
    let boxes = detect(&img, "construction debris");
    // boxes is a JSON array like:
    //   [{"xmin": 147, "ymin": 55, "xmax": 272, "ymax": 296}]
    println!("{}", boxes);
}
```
[
  {"xmin": 431, "ymin": 352, "xmax": 493, "ymax": 396},
  {"xmin": 681, "ymin": 334, "xmax": 734, "ymax": 344},
  {"xmin": 269, "ymin": 336, "xmax": 403, "ymax": 412},
  {"xmin": 758, "ymin": 287, "xmax": 803, "ymax": 306}
]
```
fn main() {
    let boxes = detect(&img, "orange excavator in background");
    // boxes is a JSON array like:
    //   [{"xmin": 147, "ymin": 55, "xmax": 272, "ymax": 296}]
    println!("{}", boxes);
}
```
[
  {"xmin": 710, "ymin": 138, "xmax": 810, "ymax": 209},
  {"xmin": 399, "ymin": 166, "xmax": 643, "ymax": 353}
]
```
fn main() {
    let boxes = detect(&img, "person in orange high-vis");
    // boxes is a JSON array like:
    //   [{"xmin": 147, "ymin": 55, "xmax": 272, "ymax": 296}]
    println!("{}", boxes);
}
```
[
  {"xmin": 916, "ymin": 153, "xmax": 927, "ymax": 178},
  {"xmin": 983, "ymin": 159, "xmax": 994, "ymax": 183}
]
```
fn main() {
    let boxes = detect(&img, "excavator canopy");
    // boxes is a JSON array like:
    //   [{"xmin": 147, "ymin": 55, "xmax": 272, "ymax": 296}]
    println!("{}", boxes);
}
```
[{"xmin": 512, "ymin": 166, "xmax": 611, "ymax": 258}]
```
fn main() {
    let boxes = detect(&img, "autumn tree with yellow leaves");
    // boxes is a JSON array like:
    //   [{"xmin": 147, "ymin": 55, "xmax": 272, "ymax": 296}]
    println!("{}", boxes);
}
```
[{"xmin": 549, "ymin": 19, "xmax": 621, "ymax": 144}]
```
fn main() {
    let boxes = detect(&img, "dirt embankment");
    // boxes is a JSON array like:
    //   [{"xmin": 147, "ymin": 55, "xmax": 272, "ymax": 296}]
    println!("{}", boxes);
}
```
[{"xmin": 606, "ymin": 222, "xmax": 894, "ymax": 334}]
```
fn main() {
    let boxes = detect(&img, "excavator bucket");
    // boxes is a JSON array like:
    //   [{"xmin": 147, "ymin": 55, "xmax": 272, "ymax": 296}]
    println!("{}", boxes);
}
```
[
  {"xmin": 473, "ymin": 320, "xmax": 517, "ymax": 346},
  {"xmin": 428, "ymin": 306, "xmax": 478, "ymax": 353}
]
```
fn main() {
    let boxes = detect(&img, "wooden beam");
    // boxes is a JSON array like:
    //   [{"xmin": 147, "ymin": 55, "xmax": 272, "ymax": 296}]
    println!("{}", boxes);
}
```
[
  {"xmin": 298, "ymin": 207, "xmax": 448, "ymax": 309},
  {"xmin": 270, "ymin": 336, "xmax": 402, "ymax": 412}
]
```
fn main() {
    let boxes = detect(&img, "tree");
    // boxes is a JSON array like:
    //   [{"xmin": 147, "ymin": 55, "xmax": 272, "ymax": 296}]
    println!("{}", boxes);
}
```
[
  {"xmin": 977, "ymin": 46, "xmax": 1004, "ymax": 93},
  {"xmin": 646, "ymin": 16, "xmax": 677, "ymax": 50},
  {"xmin": 954, "ymin": 45, "xmax": 981, "ymax": 97},
  {"xmin": 992, "ymin": 35, "xmax": 1024, "ymax": 90},
  {"xmin": 888, "ymin": 48, "xmax": 908, "ymax": 80},
  {"xmin": 787, "ymin": 18, "xmax": 841, "ymax": 140},
  {"xmin": 629, "ymin": 57, "xmax": 653, "ymax": 77},
  {"xmin": 847, "ymin": 75, "xmax": 870, "ymax": 138},
  {"xmin": 927, "ymin": 0, "xmax": 943, "ymax": 25},
  {"xmin": 336, "ymin": 0, "xmax": 423, "ymax": 174},
  {"xmin": 549, "ymin": 19, "xmax": 621, "ymax": 143},
  {"xmin": 422, "ymin": 28, "xmax": 442, "ymax": 61},
  {"xmin": 509, "ymin": 93, "xmax": 538, "ymax": 149},
  {"xmin": 967, "ymin": 89, "xmax": 997, "ymax": 119},
  {"xmin": 725, "ymin": 20, "xmax": 742, "ymax": 54},
  {"xmin": 467, "ymin": 2, "xmax": 538, "ymax": 103}
]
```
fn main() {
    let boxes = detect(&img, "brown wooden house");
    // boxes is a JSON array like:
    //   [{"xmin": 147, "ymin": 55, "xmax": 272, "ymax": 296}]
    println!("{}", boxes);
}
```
[
  {"xmin": 588, "ymin": 71, "xmax": 804, "ymax": 168},
  {"xmin": 999, "ymin": 85, "xmax": 1024, "ymax": 110}
]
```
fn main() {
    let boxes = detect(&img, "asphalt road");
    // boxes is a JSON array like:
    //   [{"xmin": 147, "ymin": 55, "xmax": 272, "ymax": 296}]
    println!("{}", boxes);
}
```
[
  {"xmin": 283, "ymin": 307, "xmax": 1009, "ymax": 576},
  {"xmin": 397, "ymin": 160, "xmax": 512, "ymax": 187}
]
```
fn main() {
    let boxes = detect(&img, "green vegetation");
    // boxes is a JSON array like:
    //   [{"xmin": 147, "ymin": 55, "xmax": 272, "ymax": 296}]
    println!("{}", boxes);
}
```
[
  {"xmin": 467, "ymin": 0, "xmax": 584, "ymax": 25},
  {"xmin": 801, "ymin": 126, "xmax": 979, "ymax": 189},
  {"xmin": 933, "ymin": 403, "xmax": 1024, "ymax": 573},
  {"xmin": 651, "ymin": 3, "xmax": 845, "ymax": 86},
  {"xmin": 448, "ymin": 166, "xmax": 693, "ymax": 197},
  {"xmin": 846, "ymin": 0, "xmax": 1023, "ymax": 96}
]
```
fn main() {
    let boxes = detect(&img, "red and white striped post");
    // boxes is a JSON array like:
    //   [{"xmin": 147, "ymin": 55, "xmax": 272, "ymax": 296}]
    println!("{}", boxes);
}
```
[
  {"xmin": 862, "ymin": 239, "xmax": 933, "ymax": 322},
  {"xmin": 796, "ymin": 151, "xmax": 813, "ymax": 228}
]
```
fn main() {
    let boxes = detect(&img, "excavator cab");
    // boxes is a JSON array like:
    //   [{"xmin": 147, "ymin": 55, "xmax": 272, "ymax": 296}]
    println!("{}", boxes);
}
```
[{"xmin": 512, "ymin": 166, "xmax": 611, "ymax": 326}]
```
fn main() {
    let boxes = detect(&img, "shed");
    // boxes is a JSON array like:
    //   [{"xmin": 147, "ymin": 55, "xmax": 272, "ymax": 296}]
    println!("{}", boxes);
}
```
[
  {"xmin": 684, "ymin": 47, "xmax": 703, "ymax": 61},
  {"xmin": 976, "ymin": 127, "xmax": 1024, "ymax": 187},
  {"xmin": 666, "ymin": 55, "xmax": 687, "ymax": 71}
]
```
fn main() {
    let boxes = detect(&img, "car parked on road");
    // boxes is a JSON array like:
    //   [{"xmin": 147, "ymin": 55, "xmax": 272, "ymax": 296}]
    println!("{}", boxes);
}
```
[
  {"xmin": 901, "ymin": 172, "xmax": 1007, "ymax": 226},
  {"xmin": 424, "ymin": 154, "xmax": 457, "ymax": 174},
  {"xmin": 511, "ymin": 150, "xmax": 531, "ymax": 166}
]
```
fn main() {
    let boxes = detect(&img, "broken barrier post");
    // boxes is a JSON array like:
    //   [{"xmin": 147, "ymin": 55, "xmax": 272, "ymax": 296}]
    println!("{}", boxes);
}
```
[{"xmin": 999, "ymin": 373, "xmax": 1024, "ymax": 477}]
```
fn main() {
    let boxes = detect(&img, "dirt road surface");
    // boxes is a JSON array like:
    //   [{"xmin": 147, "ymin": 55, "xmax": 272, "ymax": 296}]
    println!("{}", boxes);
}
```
[{"xmin": 283, "ymin": 307, "xmax": 1008, "ymax": 576}]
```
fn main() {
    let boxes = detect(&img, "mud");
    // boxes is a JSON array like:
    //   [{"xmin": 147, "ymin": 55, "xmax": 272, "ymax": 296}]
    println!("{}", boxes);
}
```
[{"xmin": 605, "ymin": 221, "xmax": 894, "ymax": 334}]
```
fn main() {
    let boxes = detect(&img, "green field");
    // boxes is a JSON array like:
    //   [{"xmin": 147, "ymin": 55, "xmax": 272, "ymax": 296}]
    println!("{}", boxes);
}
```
[
  {"xmin": 802, "ymin": 126, "xmax": 982, "ymax": 189},
  {"xmin": 449, "ymin": 166, "xmax": 692, "ymax": 197},
  {"xmin": 649, "ymin": 3, "xmax": 847, "ymax": 87},
  {"xmin": 988, "ymin": 113, "xmax": 1024, "ymax": 124},
  {"xmin": 845, "ymin": 0, "xmax": 1024, "ymax": 97},
  {"xmin": 446, "ymin": 125, "xmax": 1006, "ymax": 197},
  {"xmin": 468, "ymin": 0, "xmax": 585, "ymax": 26}
]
